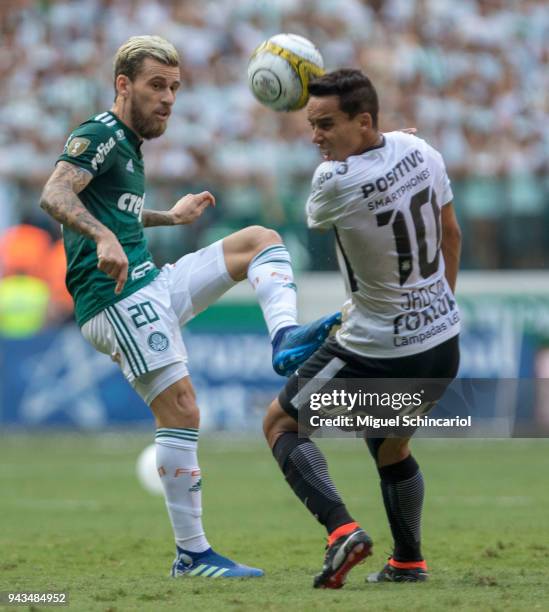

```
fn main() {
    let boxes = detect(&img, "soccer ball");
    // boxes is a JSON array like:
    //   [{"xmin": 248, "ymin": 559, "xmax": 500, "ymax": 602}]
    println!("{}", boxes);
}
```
[
  {"xmin": 248, "ymin": 33, "xmax": 325, "ymax": 112},
  {"xmin": 136, "ymin": 444, "xmax": 163, "ymax": 496}
]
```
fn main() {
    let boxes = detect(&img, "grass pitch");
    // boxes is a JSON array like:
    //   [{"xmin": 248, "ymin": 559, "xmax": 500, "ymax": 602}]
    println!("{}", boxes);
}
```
[{"xmin": 1, "ymin": 434, "xmax": 548, "ymax": 611}]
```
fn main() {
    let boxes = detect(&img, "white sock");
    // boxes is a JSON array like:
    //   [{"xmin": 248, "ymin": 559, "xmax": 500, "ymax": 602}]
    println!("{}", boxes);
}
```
[
  {"xmin": 155, "ymin": 428, "xmax": 210, "ymax": 553},
  {"xmin": 247, "ymin": 244, "xmax": 298, "ymax": 339}
]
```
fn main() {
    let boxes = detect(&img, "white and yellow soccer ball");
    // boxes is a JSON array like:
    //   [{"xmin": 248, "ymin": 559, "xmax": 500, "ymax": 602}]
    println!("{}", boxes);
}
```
[
  {"xmin": 248, "ymin": 33, "xmax": 325, "ymax": 112},
  {"xmin": 136, "ymin": 444, "xmax": 163, "ymax": 496}
]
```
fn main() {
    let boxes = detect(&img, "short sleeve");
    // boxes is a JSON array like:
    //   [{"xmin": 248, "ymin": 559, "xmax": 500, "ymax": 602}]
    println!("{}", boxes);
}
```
[
  {"xmin": 57, "ymin": 122, "xmax": 118, "ymax": 177},
  {"xmin": 306, "ymin": 162, "xmax": 339, "ymax": 229},
  {"xmin": 427, "ymin": 144, "xmax": 453, "ymax": 206},
  {"xmin": 440, "ymin": 166, "xmax": 453, "ymax": 206}
]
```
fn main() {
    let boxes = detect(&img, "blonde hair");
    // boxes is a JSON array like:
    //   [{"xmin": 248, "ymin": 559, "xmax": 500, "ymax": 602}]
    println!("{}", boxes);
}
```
[{"xmin": 114, "ymin": 35, "xmax": 179, "ymax": 85}]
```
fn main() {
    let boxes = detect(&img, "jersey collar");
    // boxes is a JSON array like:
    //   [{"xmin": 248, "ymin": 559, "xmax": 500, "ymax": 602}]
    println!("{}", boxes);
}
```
[
  {"xmin": 361, "ymin": 134, "xmax": 386, "ymax": 154},
  {"xmin": 109, "ymin": 112, "xmax": 143, "ymax": 155}
]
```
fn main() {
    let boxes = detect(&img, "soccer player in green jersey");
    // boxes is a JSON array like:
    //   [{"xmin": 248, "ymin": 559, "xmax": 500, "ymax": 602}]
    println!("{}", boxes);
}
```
[{"xmin": 40, "ymin": 35, "xmax": 340, "ymax": 578}]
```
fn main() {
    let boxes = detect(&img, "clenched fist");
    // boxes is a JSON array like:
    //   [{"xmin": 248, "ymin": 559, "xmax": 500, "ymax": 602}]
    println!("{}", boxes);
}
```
[{"xmin": 96, "ymin": 230, "xmax": 129, "ymax": 295}]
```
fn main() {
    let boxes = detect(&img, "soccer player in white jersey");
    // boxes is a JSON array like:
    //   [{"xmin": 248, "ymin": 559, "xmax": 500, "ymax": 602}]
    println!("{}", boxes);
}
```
[
  {"xmin": 263, "ymin": 69, "xmax": 462, "ymax": 588},
  {"xmin": 39, "ymin": 35, "xmax": 340, "ymax": 579}
]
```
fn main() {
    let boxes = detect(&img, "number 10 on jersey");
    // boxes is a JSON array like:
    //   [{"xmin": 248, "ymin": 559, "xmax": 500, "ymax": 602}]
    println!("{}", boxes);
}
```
[{"xmin": 376, "ymin": 186, "xmax": 441, "ymax": 286}]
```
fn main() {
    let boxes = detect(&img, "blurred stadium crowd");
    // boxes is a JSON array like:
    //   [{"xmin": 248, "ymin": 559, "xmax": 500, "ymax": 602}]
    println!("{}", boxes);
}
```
[
  {"xmin": 0, "ymin": 224, "xmax": 72, "ymax": 336},
  {"xmin": 0, "ymin": 0, "xmax": 548, "ymax": 334}
]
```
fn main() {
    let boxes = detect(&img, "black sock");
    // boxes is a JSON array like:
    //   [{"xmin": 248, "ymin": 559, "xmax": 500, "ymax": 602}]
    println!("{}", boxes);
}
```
[
  {"xmin": 272, "ymin": 432, "xmax": 354, "ymax": 533},
  {"xmin": 378, "ymin": 454, "xmax": 424, "ymax": 562}
]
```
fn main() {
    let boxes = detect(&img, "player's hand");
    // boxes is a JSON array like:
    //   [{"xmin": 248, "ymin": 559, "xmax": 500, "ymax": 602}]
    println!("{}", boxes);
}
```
[
  {"xmin": 96, "ymin": 231, "xmax": 128, "ymax": 295},
  {"xmin": 169, "ymin": 191, "xmax": 216, "ymax": 225}
]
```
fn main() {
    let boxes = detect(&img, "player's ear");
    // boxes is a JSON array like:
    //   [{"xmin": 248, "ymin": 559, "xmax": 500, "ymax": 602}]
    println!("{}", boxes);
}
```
[
  {"xmin": 116, "ymin": 74, "xmax": 131, "ymax": 98},
  {"xmin": 358, "ymin": 112, "xmax": 373, "ymax": 130}
]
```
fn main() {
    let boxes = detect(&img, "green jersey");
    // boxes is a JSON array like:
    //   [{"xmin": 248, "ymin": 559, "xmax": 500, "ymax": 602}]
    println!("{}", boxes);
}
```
[{"xmin": 57, "ymin": 111, "xmax": 159, "ymax": 327}]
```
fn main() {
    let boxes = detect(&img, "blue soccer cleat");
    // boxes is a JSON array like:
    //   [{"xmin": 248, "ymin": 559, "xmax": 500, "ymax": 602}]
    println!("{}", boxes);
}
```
[
  {"xmin": 272, "ymin": 312, "xmax": 342, "ymax": 377},
  {"xmin": 171, "ymin": 546, "xmax": 264, "ymax": 578}
]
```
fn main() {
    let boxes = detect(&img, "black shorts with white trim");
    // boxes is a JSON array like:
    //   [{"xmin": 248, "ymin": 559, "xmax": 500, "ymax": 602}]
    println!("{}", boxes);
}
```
[{"xmin": 278, "ymin": 335, "xmax": 460, "ymax": 423}]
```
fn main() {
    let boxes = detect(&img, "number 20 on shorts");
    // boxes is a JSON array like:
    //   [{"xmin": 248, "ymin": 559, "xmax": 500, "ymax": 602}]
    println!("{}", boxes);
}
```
[{"xmin": 127, "ymin": 301, "xmax": 160, "ymax": 328}]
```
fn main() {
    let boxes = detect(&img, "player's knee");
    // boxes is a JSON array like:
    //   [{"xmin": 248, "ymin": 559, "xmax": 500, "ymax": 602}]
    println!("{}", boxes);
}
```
[
  {"xmin": 247, "ymin": 226, "xmax": 282, "ymax": 256},
  {"xmin": 377, "ymin": 437, "xmax": 411, "ymax": 467},
  {"xmin": 223, "ymin": 226, "xmax": 284, "ymax": 280},
  {"xmin": 256, "ymin": 226, "xmax": 282, "ymax": 250},
  {"xmin": 365, "ymin": 437, "xmax": 385, "ymax": 462},
  {"xmin": 152, "ymin": 379, "xmax": 200, "ymax": 428},
  {"xmin": 262, "ymin": 400, "xmax": 279, "ymax": 444},
  {"xmin": 170, "ymin": 388, "xmax": 199, "ymax": 424},
  {"xmin": 263, "ymin": 399, "xmax": 295, "ymax": 449}
]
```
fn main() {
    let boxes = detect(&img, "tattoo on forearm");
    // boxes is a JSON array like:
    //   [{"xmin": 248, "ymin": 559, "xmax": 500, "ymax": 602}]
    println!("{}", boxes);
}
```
[
  {"xmin": 40, "ymin": 162, "xmax": 107, "ymax": 241},
  {"xmin": 142, "ymin": 210, "xmax": 174, "ymax": 227}
]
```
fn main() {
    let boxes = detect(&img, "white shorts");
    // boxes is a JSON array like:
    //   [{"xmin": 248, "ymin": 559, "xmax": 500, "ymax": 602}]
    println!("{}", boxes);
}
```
[{"xmin": 82, "ymin": 240, "xmax": 235, "ymax": 404}]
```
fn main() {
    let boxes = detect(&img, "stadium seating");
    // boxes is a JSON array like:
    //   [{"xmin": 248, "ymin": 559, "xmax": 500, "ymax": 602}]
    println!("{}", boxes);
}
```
[{"xmin": 0, "ymin": 0, "xmax": 546, "ymax": 270}]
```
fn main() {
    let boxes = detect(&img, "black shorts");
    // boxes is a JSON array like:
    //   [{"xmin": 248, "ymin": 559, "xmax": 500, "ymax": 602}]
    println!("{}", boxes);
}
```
[{"xmin": 278, "ymin": 335, "xmax": 460, "ymax": 422}]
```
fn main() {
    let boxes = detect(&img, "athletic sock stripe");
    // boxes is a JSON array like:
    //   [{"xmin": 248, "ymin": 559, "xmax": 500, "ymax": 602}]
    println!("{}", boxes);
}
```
[
  {"xmin": 155, "ymin": 432, "xmax": 198, "ymax": 442},
  {"xmin": 255, "ymin": 245, "xmax": 288, "ymax": 257},
  {"xmin": 157, "ymin": 427, "xmax": 199, "ymax": 434},
  {"xmin": 395, "ymin": 473, "xmax": 424, "ymax": 540},
  {"xmin": 212, "ymin": 567, "xmax": 229, "ymax": 577},
  {"xmin": 253, "ymin": 248, "xmax": 290, "ymax": 260},
  {"xmin": 250, "ymin": 245, "xmax": 290, "ymax": 265},
  {"xmin": 156, "ymin": 434, "xmax": 199, "ymax": 441},
  {"xmin": 289, "ymin": 442, "xmax": 342, "ymax": 502},
  {"xmin": 251, "ymin": 253, "xmax": 291, "ymax": 266},
  {"xmin": 110, "ymin": 305, "xmax": 149, "ymax": 374},
  {"xmin": 254, "ymin": 258, "xmax": 292, "ymax": 265},
  {"xmin": 156, "ymin": 433, "xmax": 198, "ymax": 440},
  {"xmin": 104, "ymin": 309, "xmax": 140, "ymax": 378}
]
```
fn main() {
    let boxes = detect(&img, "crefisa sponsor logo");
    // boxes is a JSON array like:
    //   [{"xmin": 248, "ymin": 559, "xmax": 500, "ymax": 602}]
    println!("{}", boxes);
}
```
[{"xmin": 91, "ymin": 137, "xmax": 116, "ymax": 171}]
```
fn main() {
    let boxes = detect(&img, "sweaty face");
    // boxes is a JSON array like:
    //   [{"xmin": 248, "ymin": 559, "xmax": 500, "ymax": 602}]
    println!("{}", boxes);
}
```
[
  {"xmin": 127, "ymin": 58, "xmax": 181, "ymax": 140},
  {"xmin": 306, "ymin": 95, "xmax": 370, "ymax": 162}
]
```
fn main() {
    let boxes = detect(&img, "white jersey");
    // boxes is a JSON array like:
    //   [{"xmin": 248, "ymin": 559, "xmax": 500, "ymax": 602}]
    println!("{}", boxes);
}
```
[{"xmin": 306, "ymin": 131, "xmax": 460, "ymax": 358}]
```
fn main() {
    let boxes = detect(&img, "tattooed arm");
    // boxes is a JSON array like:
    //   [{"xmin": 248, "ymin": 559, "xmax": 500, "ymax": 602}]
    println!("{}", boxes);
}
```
[
  {"xmin": 40, "ymin": 161, "xmax": 129, "ymax": 294},
  {"xmin": 141, "ymin": 209, "xmax": 175, "ymax": 227},
  {"xmin": 142, "ymin": 191, "xmax": 216, "ymax": 227},
  {"xmin": 41, "ymin": 162, "xmax": 102, "ymax": 238}
]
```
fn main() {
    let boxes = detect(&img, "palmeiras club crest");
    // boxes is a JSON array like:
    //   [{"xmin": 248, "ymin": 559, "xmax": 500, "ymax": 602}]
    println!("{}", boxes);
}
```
[{"xmin": 148, "ymin": 332, "xmax": 169, "ymax": 352}]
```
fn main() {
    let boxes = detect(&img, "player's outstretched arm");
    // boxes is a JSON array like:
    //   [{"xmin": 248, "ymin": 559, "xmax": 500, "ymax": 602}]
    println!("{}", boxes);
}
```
[
  {"xmin": 40, "ymin": 161, "xmax": 129, "ymax": 294},
  {"xmin": 142, "ymin": 191, "xmax": 215, "ymax": 227},
  {"xmin": 441, "ymin": 202, "xmax": 461, "ymax": 293}
]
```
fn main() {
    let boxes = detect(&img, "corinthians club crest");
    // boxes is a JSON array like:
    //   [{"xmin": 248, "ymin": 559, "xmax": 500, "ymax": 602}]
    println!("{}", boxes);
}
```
[{"xmin": 148, "ymin": 332, "xmax": 169, "ymax": 352}]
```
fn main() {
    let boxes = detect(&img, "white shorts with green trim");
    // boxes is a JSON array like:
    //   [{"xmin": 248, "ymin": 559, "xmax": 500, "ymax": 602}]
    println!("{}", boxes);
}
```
[{"xmin": 82, "ymin": 240, "xmax": 235, "ymax": 404}]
